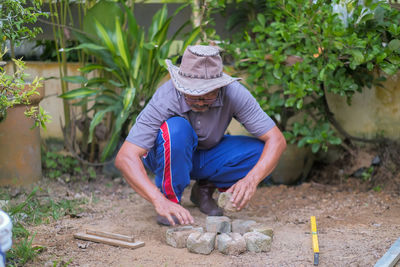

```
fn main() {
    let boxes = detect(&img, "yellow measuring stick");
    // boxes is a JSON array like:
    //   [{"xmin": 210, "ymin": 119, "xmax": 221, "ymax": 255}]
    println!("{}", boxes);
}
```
[{"xmin": 311, "ymin": 216, "xmax": 320, "ymax": 266}]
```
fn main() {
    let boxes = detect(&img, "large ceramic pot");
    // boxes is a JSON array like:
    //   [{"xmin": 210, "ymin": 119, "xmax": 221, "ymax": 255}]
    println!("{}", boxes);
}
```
[
  {"xmin": 0, "ymin": 84, "xmax": 45, "ymax": 186},
  {"xmin": 271, "ymin": 144, "xmax": 314, "ymax": 185}
]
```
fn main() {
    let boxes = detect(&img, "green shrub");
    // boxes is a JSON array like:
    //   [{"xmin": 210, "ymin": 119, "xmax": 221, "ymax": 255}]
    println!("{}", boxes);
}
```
[
  {"xmin": 0, "ymin": 56, "xmax": 50, "ymax": 127},
  {"xmin": 0, "ymin": 0, "xmax": 44, "ymax": 51},
  {"xmin": 0, "ymin": 0, "xmax": 50, "ymax": 127},
  {"xmin": 222, "ymin": 0, "xmax": 400, "ymax": 152},
  {"xmin": 42, "ymin": 151, "xmax": 97, "ymax": 180},
  {"xmin": 2, "ymin": 187, "xmax": 85, "ymax": 266},
  {"xmin": 42, "ymin": 151, "xmax": 81, "ymax": 179}
]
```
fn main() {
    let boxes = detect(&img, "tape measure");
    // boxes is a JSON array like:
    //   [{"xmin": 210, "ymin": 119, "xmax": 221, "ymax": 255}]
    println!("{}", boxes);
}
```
[{"xmin": 311, "ymin": 216, "xmax": 320, "ymax": 266}]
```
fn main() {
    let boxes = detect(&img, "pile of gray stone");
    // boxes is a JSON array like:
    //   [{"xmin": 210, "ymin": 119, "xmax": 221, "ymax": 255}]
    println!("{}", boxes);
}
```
[{"xmin": 165, "ymin": 216, "xmax": 273, "ymax": 255}]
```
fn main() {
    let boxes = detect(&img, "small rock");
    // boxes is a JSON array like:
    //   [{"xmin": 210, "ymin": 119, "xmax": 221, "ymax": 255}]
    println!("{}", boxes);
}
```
[
  {"xmin": 371, "ymin": 156, "xmax": 381, "ymax": 166},
  {"xmin": 113, "ymin": 177, "xmax": 123, "ymax": 184},
  {"xmin": 217, "ymin": 233, "xmax": 247, "ymax": 255},
  {"xmin": 15, "ymin": 212, "xmax": 28, "ymax": 221},
  {"xmin": 206, "ymin": 216, "xmax": 231, "ymax": 233},
  {"xmin": 249, "ymin": 225, "xmax": 274, "ymax": 238},
  {"xmin": 70, "ymin": 212, "xmax": 84, "ymax": 218},
  {"xmin": 57, "ymin": 177, "xmax": 66, "ymax": 185},
  {"xmin": 166, "ymin": 226, "xmax": 203, "ymax": 248},
  {"xmin": 32, "ymin": 244, "xmax": 46, "ymax": 253},
  {"xmin": 218, "ymin": 192, "xmax": 236, "ymax": 212},
  {"xmin": 61, "ymin": 174, "xmax": 71, "ymax": 183},
  {"xmin": 0, "ymin": 200, "xmax": 9, "ymax": 209},
  {"xmin": 9, "ymin": 188, "xmax": 21, "ymax": 198},
  {"xmin": 77, "ymin": 242, "xmax": 89, "ymax": 249},
  {"xmin": 243, "ymin": 231, "xmax": 272, "ymax": 252},
  {"xmin": 232, "ymin": 219, "xmax": 257, "ymax": 235},
  {"xmin": 74, "ymin": 193, "xmax": 87, "ymax": 199},
  {"xmin": 187, "ymin": 232, "xmax": 216, "ymax": 255}
]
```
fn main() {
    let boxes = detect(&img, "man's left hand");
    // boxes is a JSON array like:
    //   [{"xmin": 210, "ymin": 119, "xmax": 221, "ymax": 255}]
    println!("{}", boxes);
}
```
[{"xmin": 226, "ymin": 176, "xmax": 258, "ymax": 210}]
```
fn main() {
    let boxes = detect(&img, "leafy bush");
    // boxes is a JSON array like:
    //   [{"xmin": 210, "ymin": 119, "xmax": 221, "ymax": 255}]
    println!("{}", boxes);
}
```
[
  {"xmin": 222, "ymin": 0, "xmax": 400, "ymax": 152},
  {"xmin": 0, "ymin": 0, "xmax": 50, "ymax": 127},
  {"xmin": 42, "ymin": 151, "xmax": 81, "ymax": 179},
  {"xmin": 0, "ymin": 56, "xmax": 50, "ymax": 126},
  {"xmin": 42, "ymin": 151, "xmax": 97, "ymax": 180},
  {"xmin": 0, "ymin": 0, "xmax": 45, "ymax": 51}
]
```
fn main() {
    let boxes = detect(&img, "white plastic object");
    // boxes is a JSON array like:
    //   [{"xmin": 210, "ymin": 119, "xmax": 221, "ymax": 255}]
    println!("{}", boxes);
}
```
[{"xmin": 0, "ymin": 210, "xmax": 12, "ymax": 267}]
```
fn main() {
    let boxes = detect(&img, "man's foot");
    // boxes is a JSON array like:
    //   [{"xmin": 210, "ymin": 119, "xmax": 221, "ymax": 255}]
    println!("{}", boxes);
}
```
[
  {"xmin": 190, "ymin": 180, "xmax": 223, "ymax": 216},
  {"xmin": 156, "ymin": 214, "xmax": 180, "ymax": 226}
]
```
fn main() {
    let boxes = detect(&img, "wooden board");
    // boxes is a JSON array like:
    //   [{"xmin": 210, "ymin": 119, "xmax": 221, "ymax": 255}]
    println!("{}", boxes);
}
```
[
  {"xmin": 86, "ymin": 229, "xmax": 134, "ymax": 242},
  {"xmin": 374, "ymin": 237, "xmax": 400, "ymax": 267},
  {"xmin": 74, "ymin": 232, "xmax": 145, "ymax": 249}
]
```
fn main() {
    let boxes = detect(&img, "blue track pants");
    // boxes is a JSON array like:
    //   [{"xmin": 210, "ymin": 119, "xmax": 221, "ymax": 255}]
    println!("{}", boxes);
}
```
[{"xmin": 143, "ymin": 117, "xmax": 265, "ymax": 203}]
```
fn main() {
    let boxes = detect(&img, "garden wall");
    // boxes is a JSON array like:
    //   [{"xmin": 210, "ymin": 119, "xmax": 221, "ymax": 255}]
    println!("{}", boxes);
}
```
[{"xmin": 5, "ymin": 62, "xmax": 399, "ymax": 142}]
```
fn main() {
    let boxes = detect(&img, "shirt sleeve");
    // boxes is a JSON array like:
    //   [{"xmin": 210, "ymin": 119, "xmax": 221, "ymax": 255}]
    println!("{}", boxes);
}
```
[
  {"xmin": 228, "ymin": 82, "xmax": 276, "ymax": 137},
  {"xmin": 125, "ymin": 83, "xmax": 175, "ymax": 151}
]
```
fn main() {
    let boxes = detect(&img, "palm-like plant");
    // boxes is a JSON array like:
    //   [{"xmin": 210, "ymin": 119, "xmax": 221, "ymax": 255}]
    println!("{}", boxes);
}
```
[{"xmin": 60, "ymin": 2, "xmax": 199, "ymax": 161}]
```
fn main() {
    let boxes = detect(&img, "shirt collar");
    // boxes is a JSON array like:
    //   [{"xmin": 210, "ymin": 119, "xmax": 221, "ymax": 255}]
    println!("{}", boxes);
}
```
[{"xmin": 177, "ymin": 88, "xmax": 224, "ymax": 113}]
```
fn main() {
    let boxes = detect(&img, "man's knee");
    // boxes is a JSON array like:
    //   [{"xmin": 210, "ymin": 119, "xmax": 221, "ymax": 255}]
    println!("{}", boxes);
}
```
[{"xmin": 163, "ymin": 117, "xmax": 197, "ymax": 148}]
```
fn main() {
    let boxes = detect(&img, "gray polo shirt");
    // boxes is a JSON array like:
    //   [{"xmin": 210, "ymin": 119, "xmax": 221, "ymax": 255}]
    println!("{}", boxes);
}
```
[{"xmin": 126, "ymin": 80, "xmax": 275, "ymax": 151}]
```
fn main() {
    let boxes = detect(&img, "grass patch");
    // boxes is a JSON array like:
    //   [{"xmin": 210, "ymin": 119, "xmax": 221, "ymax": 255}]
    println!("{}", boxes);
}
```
[
  {"xmin": 51, "ymin": 259, "xmax": 73, "ymax": 267},
  {"xmin": 373, "ymin": 185, "xmax": 383, "ymax": 192},
  {"xmin": 1, "ymin": 186, "xmax": 85, "ymax": 266},
  {"xmin": 6, "ymin": 187, "xmax": 85, "ymax": 224},
  {"xmin": 6, "ymin": 233, "xmax": 41, "ymax": 266}
]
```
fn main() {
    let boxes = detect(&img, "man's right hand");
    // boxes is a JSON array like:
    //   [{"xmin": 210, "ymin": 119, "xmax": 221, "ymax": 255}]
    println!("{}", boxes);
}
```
[
  {"xmin": 153, "ymin": 196, "xmax": 194, "ymax": 226},
  {"xmin": 115, "ymin": 141, "xmax": 194, "ymax": 226}
]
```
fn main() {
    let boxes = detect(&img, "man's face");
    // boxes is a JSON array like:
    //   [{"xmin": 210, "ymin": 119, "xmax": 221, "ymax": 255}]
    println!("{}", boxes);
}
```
[{"xmin": 184, "ymin": 89, "xmax": 220, "ymax": 112}]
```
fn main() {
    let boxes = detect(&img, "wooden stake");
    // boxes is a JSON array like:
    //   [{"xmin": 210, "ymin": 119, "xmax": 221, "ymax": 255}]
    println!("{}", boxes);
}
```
[
  {"xmin": 86, "ymin": 229, "xmax": 134, "ymax": 242},
  {"xmin": 74, "ymin": 232, "xmax": 145, "ymax": 249}
]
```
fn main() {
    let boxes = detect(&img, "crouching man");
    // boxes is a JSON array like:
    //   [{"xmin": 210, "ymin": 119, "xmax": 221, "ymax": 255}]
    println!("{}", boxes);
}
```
[{"xmin": 115, "ymin": 45, "xmax": 286, "ymax": 226}]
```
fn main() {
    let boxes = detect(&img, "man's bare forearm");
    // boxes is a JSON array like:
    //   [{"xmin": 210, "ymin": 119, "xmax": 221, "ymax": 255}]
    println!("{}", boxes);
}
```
[
  {"xmin": 115, "ymin": 141, "xmax": 164, "ymax": 205},
  {"xmin": 228, "ymin": 126, "xmax": 287, "ymax": 209},
  {"xmin": 247, "ymin": 126, "xmax": 287, "ymax": 184}
]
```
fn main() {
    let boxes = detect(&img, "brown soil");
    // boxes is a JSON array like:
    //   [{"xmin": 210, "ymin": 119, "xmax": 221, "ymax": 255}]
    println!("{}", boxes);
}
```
[{"xmin": 24, "ymin": 145, "xmax": 400, "ymax": 267}]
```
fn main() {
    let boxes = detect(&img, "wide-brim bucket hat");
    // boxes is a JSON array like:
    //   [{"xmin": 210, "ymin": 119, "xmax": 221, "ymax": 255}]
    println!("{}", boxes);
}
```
[{"xmin": 165, "ymin": 45, "xmax": 241, "ymax": 96}]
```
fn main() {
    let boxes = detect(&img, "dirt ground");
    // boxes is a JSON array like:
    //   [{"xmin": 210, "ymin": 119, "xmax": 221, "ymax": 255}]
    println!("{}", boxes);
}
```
[
  {"xmin": 16, "ymin": 142, "xmax": 398, "ymax": 267},
  {"xmin": 24, "ymin": 169, "xmax": 400, "ymax": 267}
]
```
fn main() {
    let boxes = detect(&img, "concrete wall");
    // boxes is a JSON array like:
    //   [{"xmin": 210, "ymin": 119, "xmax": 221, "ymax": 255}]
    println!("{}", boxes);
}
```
[
  {"xmin": 34, "ymin": 3, "xmax": 234, "ymax": 41},
  {"xmin": 4, "ymin": 62, "xmax": 400, "ymax": 142}
]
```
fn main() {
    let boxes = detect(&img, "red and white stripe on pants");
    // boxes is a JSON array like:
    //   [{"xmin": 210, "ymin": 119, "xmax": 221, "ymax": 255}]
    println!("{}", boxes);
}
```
[{"xmin": 160, "ymin": 122, "xmax": 179, "ymax": 203}]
